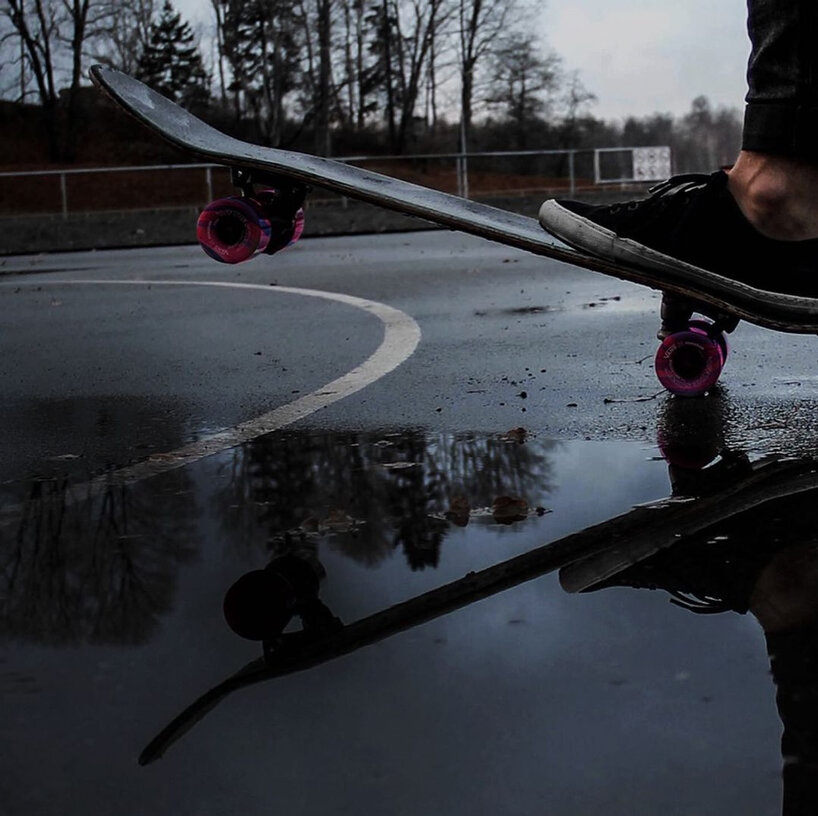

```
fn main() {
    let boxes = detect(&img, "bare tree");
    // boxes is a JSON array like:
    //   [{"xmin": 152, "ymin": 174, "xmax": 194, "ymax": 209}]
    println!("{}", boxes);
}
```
[
  {"xmin": 487, "ymin": 33, "xmax": 560, "ymax": 148},
  {"xmin": 91, "ymin": 0, "xmax": 155, "ymax": 74},
  {"xmin": 3, "ymin": 0, "xmax": 61, "ymax": 153},
  {"xmin": 422, "ymin": 0, "xmax": 451, "ymax": 137},
  {"xmin": 291, "ymin": 0, "xmax": 333, "ymax": 154},
  {"xmin": 559, "ymin": 68, "xmax": 596, "ymax": 146},
  {"xmin": 391, "ymin": 0, "xmax": 452, "ymax": 152},
  {"xmin": 456, "ymin": 0, "xmax": 516, "ymax": 151},
  {"xmin": 676, "ymin": 96, "xmax": 742, "ymax": 172},
  {"xmin": 209, "ymin": 0, "xmax": 227, "ymax": 103},
  {"xmin": 315, "ymin": 0, "xmax": 331, "ymax": 155},
  {"xmin": 370, "ymin": 0, "xmax": 398, "ymax": 149},
  {"xmin": 336, "ymin": 0, "xmax": 372, "ymax": 130},
  {"xmin": 2, "ymin": 0, "xmax": 112, "ymax": 160}
]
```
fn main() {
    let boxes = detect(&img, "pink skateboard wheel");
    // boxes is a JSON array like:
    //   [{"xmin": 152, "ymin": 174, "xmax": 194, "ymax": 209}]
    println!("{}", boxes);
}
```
[
  {"xmin": 197, "ymin": 196, "xmax": 272, "ymax": 264},
  {"xmin": 654, "ymin": 325, "xmax": 725, "ymax": 397}
]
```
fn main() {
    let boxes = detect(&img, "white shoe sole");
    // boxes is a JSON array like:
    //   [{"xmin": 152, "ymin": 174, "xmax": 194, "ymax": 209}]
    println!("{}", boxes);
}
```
[{"xmin": 538, "ymin": 199, "xmax": 818, "ymax": 314}]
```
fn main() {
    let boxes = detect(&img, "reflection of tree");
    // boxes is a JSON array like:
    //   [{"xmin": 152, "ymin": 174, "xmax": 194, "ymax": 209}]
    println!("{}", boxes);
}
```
[
  {"xmin": 217, "ymin": 431, "xmax": 557, "ymax": 570},
  {"xmin": 0, "ymin": 471, "xmax": 198, "ymax": 645}
]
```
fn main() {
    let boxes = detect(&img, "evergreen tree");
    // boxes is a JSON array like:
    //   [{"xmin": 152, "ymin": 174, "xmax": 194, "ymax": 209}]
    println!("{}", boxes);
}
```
[{"xmin": 136, "ymin": 0, "xmax": 209, "ymax": 109}]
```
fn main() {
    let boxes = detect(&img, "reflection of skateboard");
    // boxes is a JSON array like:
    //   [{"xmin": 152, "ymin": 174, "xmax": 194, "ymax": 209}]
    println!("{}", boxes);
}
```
[
  {"xmin": 90, "ymin": 66, "xmax": 818, "ymax": 397},
  {"xmin": 137, "ymin": 449, "xmax": 818, "ymax": 765}
]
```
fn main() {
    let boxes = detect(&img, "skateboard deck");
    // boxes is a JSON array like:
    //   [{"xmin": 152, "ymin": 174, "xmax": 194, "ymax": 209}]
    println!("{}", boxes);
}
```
[{"xmin": 89, "ymin": 66, "xmax": 818, "ymax": 394}]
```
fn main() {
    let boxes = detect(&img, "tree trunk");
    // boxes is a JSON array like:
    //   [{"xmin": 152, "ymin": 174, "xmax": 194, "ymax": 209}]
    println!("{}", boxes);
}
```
[
  {"xmin": 314, "ymin": 0, "xmax": 332, "ymax": 156},
  {"xmin": 355, "ymin": 1, "xmax": 365, "ymax": 130},
  {"xmin": 382, "ymin": 0, "xmax": 397, "ymax": 152},
  {"xmin": 211, "ymin": 0, "xmax": 227, "ymax": 104}
]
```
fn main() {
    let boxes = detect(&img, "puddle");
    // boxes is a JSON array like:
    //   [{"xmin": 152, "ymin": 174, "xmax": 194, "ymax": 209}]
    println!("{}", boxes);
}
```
[{"xmin": 2, "ymin": 425, "xmax": 817, "ymax": 815}]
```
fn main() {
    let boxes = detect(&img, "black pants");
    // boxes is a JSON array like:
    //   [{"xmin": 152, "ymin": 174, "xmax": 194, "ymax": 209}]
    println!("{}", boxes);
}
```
[{"xmin": 743, "ymin": 0, "xmax": 818, "ymax": 156}]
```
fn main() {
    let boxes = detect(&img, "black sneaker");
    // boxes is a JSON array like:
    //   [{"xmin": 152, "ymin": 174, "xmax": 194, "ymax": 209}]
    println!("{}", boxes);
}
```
[{"xmin": 539, "ymin": 171, "xmax": 818, "ymax": 301}]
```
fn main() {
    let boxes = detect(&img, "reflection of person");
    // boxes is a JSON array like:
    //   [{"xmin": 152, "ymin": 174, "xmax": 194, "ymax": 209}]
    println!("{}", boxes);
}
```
[
  {"xmin": 565, "ymin": 460, "xmax": 818, "ymax": 815},
  {"xmin": 658, "ymin": 398, "xmax": 818, "ymax": 814},
  {"xmin": 750, "ymin": 544, "xmax": 818, "ymax": 816},
  {"xmin": 539, "ymin": 0, "xmax": 818, "ymax": 302}
]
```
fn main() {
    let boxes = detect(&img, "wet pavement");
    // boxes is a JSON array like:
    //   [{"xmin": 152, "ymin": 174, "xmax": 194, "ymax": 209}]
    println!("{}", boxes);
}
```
[{"xmin": 3, "ymin": 232, "xmax": 818, "ymax": 815}]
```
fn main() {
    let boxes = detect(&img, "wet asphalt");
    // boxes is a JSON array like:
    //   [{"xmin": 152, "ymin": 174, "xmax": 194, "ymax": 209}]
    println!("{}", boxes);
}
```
[
  {"xmin": 2, "ymin": 230, "xmax": 817, "ymax": 480},
  {"xmin": 2, "ymin": 230, "xmax": 818, "ymax": 815}
]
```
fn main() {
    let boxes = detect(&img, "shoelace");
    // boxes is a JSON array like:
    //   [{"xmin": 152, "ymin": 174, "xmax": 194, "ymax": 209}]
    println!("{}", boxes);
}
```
[
  {"xmin": 647, "ymin": 173, "xmax": 712, "ymax": 198},
  {"xmin": 607, "ymin": 172, "xmax": 713, "ymax": 215},
  {"xmin": 667, "ymin": 589, "xmax": 733, "ymax": 614}
]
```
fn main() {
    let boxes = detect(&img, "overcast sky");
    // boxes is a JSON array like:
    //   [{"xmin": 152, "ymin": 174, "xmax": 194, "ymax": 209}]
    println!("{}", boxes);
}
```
[
  {"xmin": 178, "ymin": 0, "xmax": 751, "ymax": 121},
  {"xmin": 542, "ymin": 0, "xmax": 750, "ymax": 119}
]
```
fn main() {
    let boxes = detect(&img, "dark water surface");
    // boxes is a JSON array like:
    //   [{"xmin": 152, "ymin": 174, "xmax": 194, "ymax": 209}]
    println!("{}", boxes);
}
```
[{"xmin": 3, "ymin": 418, "xmax": 817, "ymax": 815}]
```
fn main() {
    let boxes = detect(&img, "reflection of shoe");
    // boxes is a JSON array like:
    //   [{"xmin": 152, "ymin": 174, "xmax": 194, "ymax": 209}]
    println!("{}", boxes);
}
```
[
  {"xmin": 559, "ymin": 458, "xmax": 818, "ymax": 612},
  {"xmin": 574, "ymin": 539, "xmax": 771, "ymax": 615},
  {"xmin": 539, "ymin": 171, "xmax": 818, "ymax": 300}
]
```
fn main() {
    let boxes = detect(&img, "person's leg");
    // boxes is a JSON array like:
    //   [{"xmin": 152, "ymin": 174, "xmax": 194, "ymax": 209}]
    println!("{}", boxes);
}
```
[
  {"xmin": 728, "ymin": 0, "xmax": 818, "ymax": 241},
  {"xmin": 727, "ymin": 152, "xmax": 818, "ymax": 241},
  {"xmin": 741, "ymin": 0, "xmax": 818, "ymax": 158}
]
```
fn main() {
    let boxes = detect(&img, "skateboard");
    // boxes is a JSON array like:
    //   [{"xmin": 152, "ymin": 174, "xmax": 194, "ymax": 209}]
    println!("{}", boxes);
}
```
[{"xmin": 89, "ymin": 66, "xmax": 818, "ymax": 397}]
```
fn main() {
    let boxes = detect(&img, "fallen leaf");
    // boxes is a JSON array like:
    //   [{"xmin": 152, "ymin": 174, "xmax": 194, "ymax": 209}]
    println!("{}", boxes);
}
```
[{"xmin": 492, "ymin": 495, "xmax": 528, "ymax": 524}]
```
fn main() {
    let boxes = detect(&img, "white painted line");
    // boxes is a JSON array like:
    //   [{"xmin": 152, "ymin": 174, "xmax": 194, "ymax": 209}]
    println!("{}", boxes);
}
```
[{"xmin": 0, "ymin": 279, "xmax": 421, "ymax": 519}]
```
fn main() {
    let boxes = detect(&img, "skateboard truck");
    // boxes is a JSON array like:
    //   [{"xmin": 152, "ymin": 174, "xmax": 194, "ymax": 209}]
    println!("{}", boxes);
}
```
[
  {"xmin": 196, "ymin": 167, "xmax": 308, "ymax": 264},
  {"xmin": 655, "ymin": 294, "xmax": 738, "ymax": 397}
]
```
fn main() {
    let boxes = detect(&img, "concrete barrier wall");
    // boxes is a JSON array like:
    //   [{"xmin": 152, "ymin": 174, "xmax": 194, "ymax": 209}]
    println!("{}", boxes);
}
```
[{"xmin": 0, "ymin": 191, "xmax": 632, "ymax": 256}]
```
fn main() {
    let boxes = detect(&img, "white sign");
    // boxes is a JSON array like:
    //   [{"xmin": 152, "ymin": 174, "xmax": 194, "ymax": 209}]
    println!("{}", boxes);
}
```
[{"xmin": 632, "ymin": 146, "xmax": 672, "ymax": 182}]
